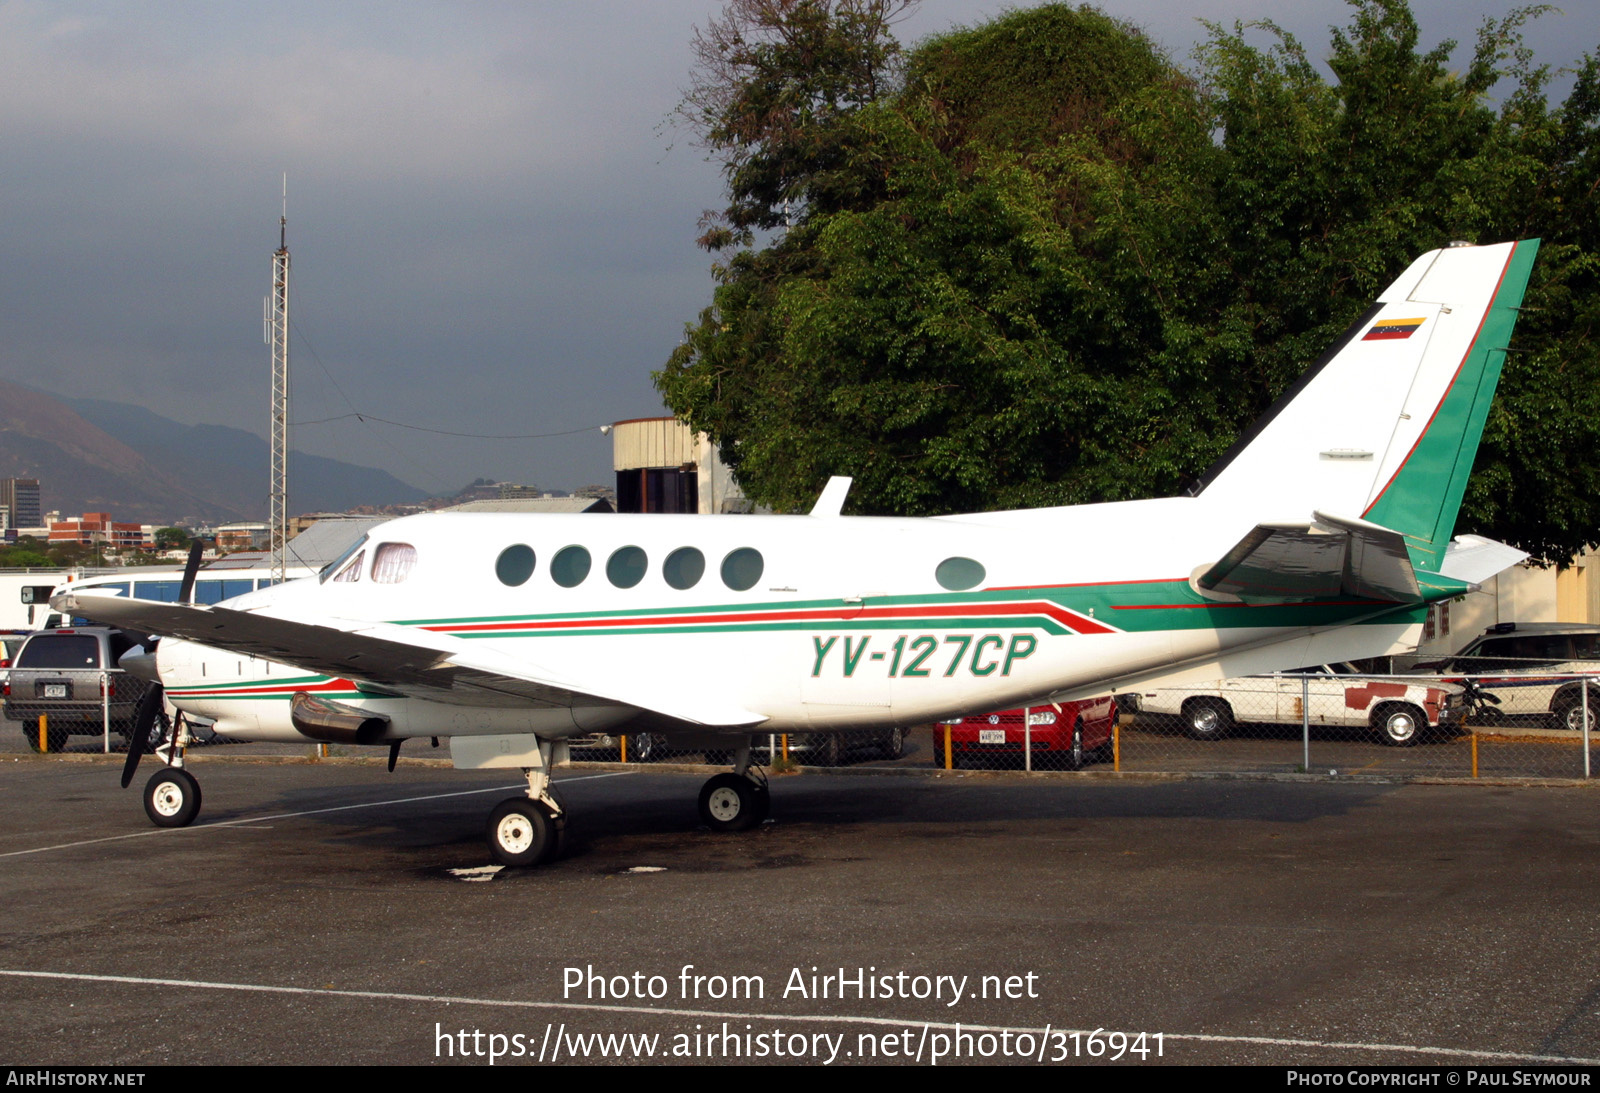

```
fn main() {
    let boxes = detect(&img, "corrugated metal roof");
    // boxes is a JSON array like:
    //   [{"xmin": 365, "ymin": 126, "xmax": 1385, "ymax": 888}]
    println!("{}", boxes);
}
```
[
  {"xmin": 442, "ymin": 498, "xmax": 612, "ymax": 514},
  {"xmin": 278, "ymin": 517, "xmax": 388, "ymax": 569}
]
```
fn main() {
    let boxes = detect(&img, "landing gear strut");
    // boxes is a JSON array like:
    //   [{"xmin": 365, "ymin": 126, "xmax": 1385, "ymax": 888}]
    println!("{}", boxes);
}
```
[
  {"xmin": 486, "ymin": 741, "xmax": 566, "ymax": 866},
  {"xmin": 135, "ymin": 698, "xmax": 203, "ymax": 829},
  {"xmin": 697, "ymin": 738, "xmax": 769, "ymax": 832}
]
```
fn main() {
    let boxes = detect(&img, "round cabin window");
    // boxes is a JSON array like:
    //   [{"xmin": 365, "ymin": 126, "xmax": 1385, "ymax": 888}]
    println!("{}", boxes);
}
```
[
  {"xmin": 935, "ymin": 557, "xmax": 986, "ymax": 591},
  {"xmin": 721, "ymin": 547, "xmax": 764, "ymax": 591},
  {"xmin": 663, "ymin": 547, "xmax": 706, "ymax": 590},
  {"xmin": 494, "ymin": 544, "xmax": 535, "ymax": 587},
  {"xmin": 606, "ymin": 546, "xmax": 648, "ymax": 589},
  {"xmin": 550, "ymin": 545, "xmax": 592, "ymax": 588}
]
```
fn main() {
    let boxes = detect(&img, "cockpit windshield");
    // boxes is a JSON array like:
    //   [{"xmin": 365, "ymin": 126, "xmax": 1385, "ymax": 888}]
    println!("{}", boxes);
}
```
[{"xmin": 319, "ymin": 535, "xmax": 369, "ymax": 583}]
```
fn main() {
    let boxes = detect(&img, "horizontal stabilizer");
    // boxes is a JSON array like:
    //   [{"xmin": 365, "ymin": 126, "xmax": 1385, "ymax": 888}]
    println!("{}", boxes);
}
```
[
  {"xmin": 1198, "ymin": 512, "xmax": 1420, "ymax": 604},
  {"xmin": 1436, "ymin": 535, "xmax": 1529, "ymax": 585}
]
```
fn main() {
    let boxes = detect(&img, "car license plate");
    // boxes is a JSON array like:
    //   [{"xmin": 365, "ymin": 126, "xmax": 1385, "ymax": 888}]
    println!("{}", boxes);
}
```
[
  {"xmin": 43, "ymin": 684, "xmax": 67, "ymax": 698},
  {"xmin": 979, "ymin": 729, "xmax": 1006, "ymax": 744}
]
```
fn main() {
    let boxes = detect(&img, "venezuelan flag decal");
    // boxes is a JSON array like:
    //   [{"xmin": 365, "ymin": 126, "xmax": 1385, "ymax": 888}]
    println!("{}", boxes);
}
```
[{"xmin": 1363, "ymin": 317, "xmax": 1427, "ymax": 341}]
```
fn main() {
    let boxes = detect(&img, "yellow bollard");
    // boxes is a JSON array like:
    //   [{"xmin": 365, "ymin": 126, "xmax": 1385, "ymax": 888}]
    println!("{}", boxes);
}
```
[
  {"xmin": 1113, "ymin": 715, "xmax": 1121, "ymax": 773},
  {"xmin": 781, "ymin": 734, "xmax": 789, "ymax": 762},
  {"xmin": 1472, "ymin": 732, "xmax": 1479, "ymax": 779},
  {"xmin": 620, "ymin": 735, "xmax": 627, "ymax": 764},
  {"xmin": 943, "ymin": 725, "xmax": 952, "ymax": 770},
  {"xmin": 39, "ymin": 714, "xmax": 47, "ymax": 753}
]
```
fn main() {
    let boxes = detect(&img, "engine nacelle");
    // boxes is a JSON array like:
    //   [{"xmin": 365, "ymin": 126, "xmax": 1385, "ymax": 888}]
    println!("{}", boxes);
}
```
[{"xmin": 290, "ymin": 691, "xmax": 390, "ymax": 745}]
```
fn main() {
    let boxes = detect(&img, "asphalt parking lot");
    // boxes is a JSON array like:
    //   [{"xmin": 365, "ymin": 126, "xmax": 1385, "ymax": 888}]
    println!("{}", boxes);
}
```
[{"xmin": 3, "ymin": 743, "xmax": 1600, "ymax": 1068}]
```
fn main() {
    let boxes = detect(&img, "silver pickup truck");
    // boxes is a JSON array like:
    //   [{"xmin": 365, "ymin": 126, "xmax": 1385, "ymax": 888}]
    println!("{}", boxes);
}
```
[{"xmin": 3, "ymin": 627, "xmax": 153, "ymax": 752}]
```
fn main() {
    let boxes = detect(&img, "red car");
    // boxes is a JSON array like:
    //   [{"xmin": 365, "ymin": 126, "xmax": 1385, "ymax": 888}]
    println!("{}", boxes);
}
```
[{"xmin": 933, "ymin": 696, "xmax": 1117, "ymax": 769}]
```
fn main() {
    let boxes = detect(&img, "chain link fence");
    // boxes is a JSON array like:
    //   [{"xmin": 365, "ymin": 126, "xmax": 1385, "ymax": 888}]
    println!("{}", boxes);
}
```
[
  {"xmin": 568, "ymin": 663, "xmax": 1600, "ymax": 781},
  {"xmin": 9, "ymin": 658, "xmax": 1596, "ymax": 781}
]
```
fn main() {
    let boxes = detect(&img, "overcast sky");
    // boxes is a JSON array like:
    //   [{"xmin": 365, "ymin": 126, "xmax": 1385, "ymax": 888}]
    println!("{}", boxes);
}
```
[{"xmin": 3, "ymin": 0, "xmax": 1595, "ymax": 500}]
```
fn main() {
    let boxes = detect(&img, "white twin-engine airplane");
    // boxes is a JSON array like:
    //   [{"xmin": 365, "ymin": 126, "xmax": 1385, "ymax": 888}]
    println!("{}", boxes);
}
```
[{"xmin": 60, "ymin": 239, "xmax": 1538, "ymax": 867}]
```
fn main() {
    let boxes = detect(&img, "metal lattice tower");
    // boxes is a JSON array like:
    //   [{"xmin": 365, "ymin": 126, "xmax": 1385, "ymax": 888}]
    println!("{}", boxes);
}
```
[{"xmin": 264, "ymin": 184, "xmax": 290, "ymax": 584}]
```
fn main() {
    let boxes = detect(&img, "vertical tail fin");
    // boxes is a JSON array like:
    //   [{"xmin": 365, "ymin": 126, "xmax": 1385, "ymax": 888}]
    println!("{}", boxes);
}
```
[{"xmin": 1195, "ymin": 240, "xmax": 1539, "ymax": 573}]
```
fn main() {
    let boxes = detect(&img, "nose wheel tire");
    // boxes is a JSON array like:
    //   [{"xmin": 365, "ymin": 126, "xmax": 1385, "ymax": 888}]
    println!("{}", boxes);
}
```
[
  {"xmin": 487, "ymin": 798, "xmax": 557, "ymax": 867},
  {"xmin": 698, "ymin": 773, "xmax": 768, "ymax": 832},
  {"xmin": 143, "ymin": 768, "xmax": 201, "ymax": 828}
]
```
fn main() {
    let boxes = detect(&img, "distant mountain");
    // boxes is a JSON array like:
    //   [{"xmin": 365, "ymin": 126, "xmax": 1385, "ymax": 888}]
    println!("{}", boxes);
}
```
[
  {"xmin": 0, "ymin": 380, "xmax": 426, "ymax": 525},
  {"xmin": 0, "ymin": 380, "xmax": 211, "ymax": 524},
  {"xmin": 66, "ymin": 397, "xmax": 429, "ymax": 519}
]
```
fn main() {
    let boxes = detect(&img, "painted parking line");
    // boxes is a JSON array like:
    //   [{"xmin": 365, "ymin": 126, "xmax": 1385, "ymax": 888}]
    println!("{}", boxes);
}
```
[
  {"xmin": 0, "ymin": 771, "xmax": 633, "ymax": 859},
  {"xmin": 0, "ymin": 968, "xmax": 1593, "ymax": 1065}
]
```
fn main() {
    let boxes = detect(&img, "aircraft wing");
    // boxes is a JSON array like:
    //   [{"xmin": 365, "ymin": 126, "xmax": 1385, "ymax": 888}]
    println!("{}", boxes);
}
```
[
  {"xmin": 52, "ymin": 591, "xmax": 768, "ymax": 728},
  {"xmin": 1196, "ymin": 511, "xmax": 1421, "ymax": 603}
]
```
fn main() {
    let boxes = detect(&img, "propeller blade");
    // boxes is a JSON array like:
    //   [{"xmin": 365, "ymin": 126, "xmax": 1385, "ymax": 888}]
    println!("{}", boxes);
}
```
[
  {"xmin": 178, "ymin": 540, "xmax": 204, "ymax": 605},
  {"xmin": 122, "ymin": 685, "xmax": 165, "ymax": 789}
]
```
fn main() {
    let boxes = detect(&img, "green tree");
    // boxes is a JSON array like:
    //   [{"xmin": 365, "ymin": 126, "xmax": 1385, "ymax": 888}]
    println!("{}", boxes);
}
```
[
  {"xmin": 679, "ymin": 0, "xmax": 919, "ymax": 250},
  {"xmin": 153, "ymin": 527, "xmax": 191, "ymax": 551},
  {"xmin": 661, "ymin": 0, "xmax": 1600, "ymax": 560},
  {"xmin": 1197, "ymin": 2, "xmax": 1600, "ymax": 561},
  {"xmin": 664, "ymin": 4, "xmax": 1221, "ymax": 514}
]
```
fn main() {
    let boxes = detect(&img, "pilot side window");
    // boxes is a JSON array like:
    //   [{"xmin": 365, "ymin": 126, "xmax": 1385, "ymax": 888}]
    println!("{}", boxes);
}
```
[
  {"xmin": 371, "ymin": 543, "xmax": 418, "ymax": 584},
  {"xmin": 332, "ymin": 550, "xmax": 365, "ymax": 582}
]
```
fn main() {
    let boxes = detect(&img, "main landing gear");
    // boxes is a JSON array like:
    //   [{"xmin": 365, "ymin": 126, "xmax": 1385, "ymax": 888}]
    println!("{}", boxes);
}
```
[
  {"xmin": 486, "ymin": 746, "xmax": 568, "ymax": 867},
  {"xmin": 482, "ymin": 738, "xmax": 772, "ymax": 866},
  {"xmin": 696, "ymin": 739, "xmax": 770, "ymax": 833}
]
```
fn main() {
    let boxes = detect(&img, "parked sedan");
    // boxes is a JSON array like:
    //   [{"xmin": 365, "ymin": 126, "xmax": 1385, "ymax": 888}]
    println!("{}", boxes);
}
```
[
  {"xmin": 933, "ymin": 695, "xmax": 1117, "ymax": 769},
  {"xmin": 1136, "ymin": 663, "xmax": 1466, "ymax": 746}
]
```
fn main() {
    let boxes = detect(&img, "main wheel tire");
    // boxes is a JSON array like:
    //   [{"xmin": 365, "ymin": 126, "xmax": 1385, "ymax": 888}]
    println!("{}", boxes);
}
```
[
  {"xmin": 1183, "ymin": 698, "xmax": 1233, "ymax": 741},
  {"xmin": 143, "ymin": 768, "xmax": 202, "ymax": 828},
  {"xmin": 486, "ymin": 798, "xmax": 552, "ymax": 867},
  {"xmin": 698, "ymin": 773, "xmax": 761, "ymax": 832},
  {"xmin": 881, "ymin": 725, "xmax": 905, "ymax": 759},
  {"xmin": 1061, "ymin": 720, "xmax": 1086, "ymax": 770},
  {"xmin": 1375, "ymin": 703, "xmax": 1426, "ymax": 747}
]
